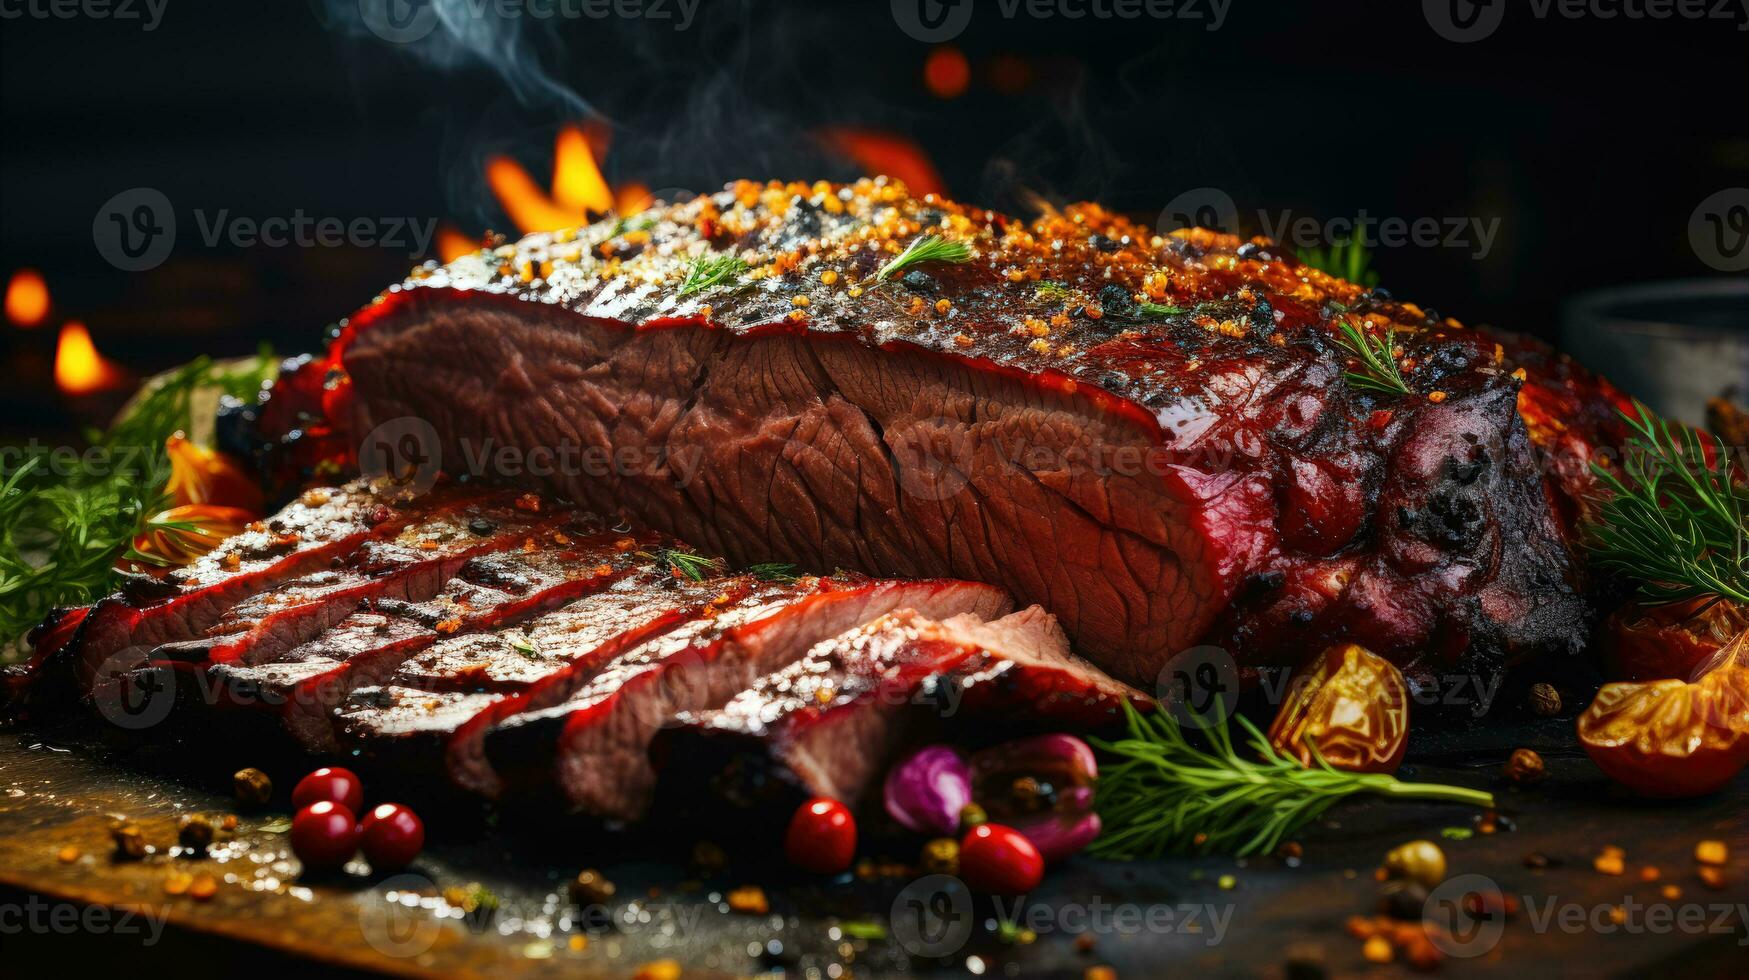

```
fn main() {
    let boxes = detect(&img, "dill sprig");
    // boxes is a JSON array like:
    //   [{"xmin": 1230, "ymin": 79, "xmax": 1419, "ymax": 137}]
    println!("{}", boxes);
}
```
[
  {"xmin": 0, "ymin": 352, "xmax": 277, "ymax": 652},
  {"xmin": 1334, "ymin": 320, "xmax": 1410, "ymax": 396},
  {"xmin": 1299, "ymin": 237, "xmax": 1380, "ymax": 288},
  {"xmin": 677, "ymin": 254, "xmax": 750, "ymax": 296},
  {"xmin": 1089, "ymin": 700, "xmax": 1495, "ymax": 859},
  {"xmin": 639, "ymin": 547, "xmax": 724, "ymax": 583},
  {"xmin": 1587, "ymin": 402, "xmax": 1749, "ymax": 605},
  {"xmin": 876, "ymin": 235, "xmax": 973, "ymax": 282}
]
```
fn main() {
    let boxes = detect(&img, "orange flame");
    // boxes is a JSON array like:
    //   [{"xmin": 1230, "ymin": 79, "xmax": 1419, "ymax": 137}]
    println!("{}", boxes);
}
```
[
  {"xmin": 818, "ymin": 129, "xmax": 947, "ymax": 197},
  {"xmin": 54, "ymin": 321, "xmax": 125, "ymax": 395},
  {"xmin": 485, "ymin": 155, "xmax": 590, "ymax": 234},
  {"xmin": 436, "ymin": 225, "xmax": 479, "ymax": 263},
  {"xmin": 553, "ymin": 124, "xmax": 614, "ymax": 214},
  {"xmin": 5, "ymin": 268, "xmax": 50, "ymax": 328}
]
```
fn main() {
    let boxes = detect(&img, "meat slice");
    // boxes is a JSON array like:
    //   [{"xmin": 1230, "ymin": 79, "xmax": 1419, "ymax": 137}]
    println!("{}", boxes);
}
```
[
  {"xmin": 206, "ymin": 533, "xmax": 657, "ymax": 750},
  {"xmin": 323, "ymin": 181, "xmax": 1617, "ymax": 688},
  {"xmin": 335, "ymin": 565, "xmax": 744, "ymax": 794},
  {"xmin": 479, "ymin": 578, "xmax": 1010, "ymax": 820},
  {"xmin": 669, "ymin": 606, "xmax": 1138, "ymax": 809},
  {"xmin": 145, "ymin": 491, "xmax": 567, "ymax": 672},
  {"xmin": 33, "ymin": 482, "xmax": 436, "ymax": 704}
]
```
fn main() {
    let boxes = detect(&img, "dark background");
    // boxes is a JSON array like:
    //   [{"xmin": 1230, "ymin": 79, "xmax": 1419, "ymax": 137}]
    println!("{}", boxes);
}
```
[{"xmin": 2, "ymin": 0, "xmax": 1745, "ymax": 416}]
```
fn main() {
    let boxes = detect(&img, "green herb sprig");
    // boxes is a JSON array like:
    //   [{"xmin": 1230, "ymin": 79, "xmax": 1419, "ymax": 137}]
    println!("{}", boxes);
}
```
[
  {"xmin": 1298, "ymin": 237, "xmax": 1380, "ymax": 288},
  {"xmin": 1137, "ymin": 302, "xmax": 1190, "ymax": 318},
  {"xmin": 639, "ymin": 547, "xmax": 724, "ymax": 582},
  {"xmin": 876, "ymin": 235, "xmax": 973, "ymax": 282},
  {"xmin": 0, "ymin": 352, "xmax": 277, "ymax": 652},
  {"xmin": 1089, "ymin": 700, "xmax": 1495, "ymax": 859},
  {"xmin": 677, "ymin": 254, "xmax": 750, "ymax": 296},
  {"xmin": 1333, "ymin": 321, "xmax": 1410, "ymax": 396},
  {"xmin": 746, "ymin": 562, "xmax": 799, "ymax": 582},
  {"xmin": 1587, "ymin": 403, "xmax": 1749, "ymax": 605}
]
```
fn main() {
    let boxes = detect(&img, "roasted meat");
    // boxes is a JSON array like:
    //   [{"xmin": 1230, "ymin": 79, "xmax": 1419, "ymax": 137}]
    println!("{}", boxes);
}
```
[{"xmin": 312, "ymin": 180, "xmax": 1629, "ymax": 688}]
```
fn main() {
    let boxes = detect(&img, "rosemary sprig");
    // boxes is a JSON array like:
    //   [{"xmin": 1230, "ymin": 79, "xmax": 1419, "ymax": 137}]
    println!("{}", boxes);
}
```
[
  {"xmin": 1333, "ymin": 320, "xmax": 1410, "ymax": 395},
  {"xmin": 1299, "ymin": 237, "xmax": 1380, "ymax": 288},
  {"xmin": 876, "ymin": 235, "xmax": 973, "ymax": 282},
  {"xmin": 1587, "ymin": 402, "xmax": 1749, "ymax": 605},
  {"xmin": 639, "ymin": 547, "xmax": 724, "ymax": 582},
  {"xmin": 746, "ymin": 562, "xmax": 799, "ymax": 582},
  {"xmin": 1089, "ymin": 700, "xmax": 1495, "ymax": 858},
  {"xmin": 0, "ymin": 352, "xmax": 277, "ymax": 652},
  {"xmin": 677, "ymin": 254, "xmax": 749, "ymax": 296}
]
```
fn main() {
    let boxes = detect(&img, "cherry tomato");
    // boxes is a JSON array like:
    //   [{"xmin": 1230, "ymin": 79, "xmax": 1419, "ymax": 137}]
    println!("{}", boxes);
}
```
[
  {"xmin": 290, "ymin": 801, "xmax": 359, "ymax": 870},
  {"xmin": 1267, "ymin": 643, "xmax": 1408, "ymax": 774},
  {"xmin": 958, "ymin": 823, "xmax": 1044, "ymax": 894},
  {"xmin": 360, "ymin": 803, "xmax": 425, "ymax": 872},
  {"xmin": 784, "ymin": 797, "xmax": 856, "ymax": 874},
  {"xmin": 1577, "ymin": 658, "xmax": 1749, "ymax": 798},
  {"xmin": 292, "ymin": 767, "xmax": 364, "ymax": 814},
  {"xmin": 1600, "ymin": 598, "xmax": 1748, "ymax": 682}
]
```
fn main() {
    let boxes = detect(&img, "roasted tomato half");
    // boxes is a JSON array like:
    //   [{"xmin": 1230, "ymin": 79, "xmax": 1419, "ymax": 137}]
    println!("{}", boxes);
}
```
[
  {"xmin": 1599, "ymin": 598, "xmax": 1749, "ymax": 682},
  {"xmin": 1577, "ymin": 630, "xmax": 1749, "ymax": 798},
  {"xmin": 165, "ymin": 434, "xmax": 264, "ymax": 512},
  {"xmin": 1268, "ymin": 643, "xmax": 1409, "ymax": 774}
]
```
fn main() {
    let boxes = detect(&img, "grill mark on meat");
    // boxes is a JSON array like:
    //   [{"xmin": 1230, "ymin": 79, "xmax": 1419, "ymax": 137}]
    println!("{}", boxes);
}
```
[
  {"xmin": 667, "ymin": 606, "xmax": 1136, "ymax": 812},
  {"xmin": 477, "ymin": 578, "xmax": 1008, "ymax": 820},
  {"xmin": 41, "ymin": 483, "xmax": 478, "ymax": 707},
  {"xmin": 207, "ymin": 534, "xmax": 658, "ymax": 750},
  {"xmin": 145, "ymin": 493, "xmax": 566, "ymax": 672}
]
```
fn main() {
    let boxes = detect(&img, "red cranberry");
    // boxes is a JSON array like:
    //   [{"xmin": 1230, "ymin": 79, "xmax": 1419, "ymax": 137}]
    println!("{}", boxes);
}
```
[
  {"xmin": 959, "ymin": 823, "xmax": 1044, "ymax": 893},
  {"xmin": 784, "ymin": 797, "xmax": 856, "ymax": 874},
  {"xmin": 290, "ymin": 801, "xmax": 359, "ymax": 871},
  {"xmin": 360, "ymin": 803, "xmax": 425, "ymax": 872},
  {"xmin": 292, "ymin": 767, "xmax": 364, "ymax": 814}
]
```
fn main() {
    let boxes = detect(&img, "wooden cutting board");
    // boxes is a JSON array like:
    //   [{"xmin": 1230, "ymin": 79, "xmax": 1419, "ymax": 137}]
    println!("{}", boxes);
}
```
[{"xmin": 2, "ymin": 717, "xmax": 1745, "ymax": 978}]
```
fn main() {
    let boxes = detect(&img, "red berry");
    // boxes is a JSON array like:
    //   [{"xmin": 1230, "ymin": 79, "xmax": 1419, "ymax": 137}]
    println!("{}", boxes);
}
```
[
  {"xmin": 360, "ymin": 803, "xmax": 425, "ymax": 872},
  {"xmin": 290, "ymin": 801, "xmax": 359, "ymax": 871},
  {"xmin": 784, "ymin": 797, "xmax": 856, "ymax": 874},
  {"xmin": 292, "ymin": 767, "xmax": 364, "ymax": 814},
  {"xmin": 959, "ymin": 823, "xmax": 1044, "ymax": 893}
]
